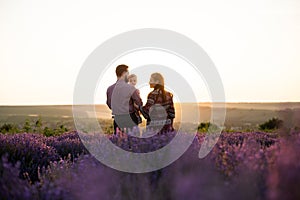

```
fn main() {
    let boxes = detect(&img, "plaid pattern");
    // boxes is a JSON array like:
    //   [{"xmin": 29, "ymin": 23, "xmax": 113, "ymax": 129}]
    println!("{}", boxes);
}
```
[{"xmin": 141, "ymin": 89, "xmax": 175, "ymax": 132}]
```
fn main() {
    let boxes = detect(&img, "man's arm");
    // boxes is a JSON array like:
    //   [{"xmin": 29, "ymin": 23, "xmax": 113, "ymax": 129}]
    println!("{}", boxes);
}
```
[{"xmin": 106, "ymin": 87, "xmax": 112, "ymax": 109}]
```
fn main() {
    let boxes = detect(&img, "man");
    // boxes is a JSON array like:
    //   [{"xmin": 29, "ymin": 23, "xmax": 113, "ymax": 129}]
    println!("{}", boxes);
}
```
[{"xmin": 106, "ymin": 64, "xmax": 143, "ymax": 134}]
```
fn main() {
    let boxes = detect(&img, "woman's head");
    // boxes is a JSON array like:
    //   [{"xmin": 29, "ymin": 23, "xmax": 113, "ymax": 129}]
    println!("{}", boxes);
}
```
[
  {"xmin": 149, "ymin": 73, "xmax": 166, "ymax": 101},
  {"xmin": 149, "ymin": 73, "xmax": 164, "ymax": 88}
]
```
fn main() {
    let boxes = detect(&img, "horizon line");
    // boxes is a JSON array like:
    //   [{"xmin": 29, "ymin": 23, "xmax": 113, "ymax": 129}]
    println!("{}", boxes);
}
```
[{"xmin": 1, "ymin": 101, "xmax": 300, "ymax": 106}]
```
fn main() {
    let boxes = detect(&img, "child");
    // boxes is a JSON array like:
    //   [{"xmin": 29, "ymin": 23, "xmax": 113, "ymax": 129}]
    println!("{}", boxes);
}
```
[{"xmin": 128, "ymin": 74, "xmax": 142, "ymax": 124}]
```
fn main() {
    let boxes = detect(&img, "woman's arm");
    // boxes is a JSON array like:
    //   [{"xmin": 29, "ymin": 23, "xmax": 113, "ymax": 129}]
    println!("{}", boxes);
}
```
[
  {"xmin": 167, "ymin": 94, "xmax": 175, "ymax": 119},
  {"xmin": 162, "ymin": 92, "xmax": 175, "ymax": 119},
  {"xmin": 140, "ymin": 92, "xmax": 156, "ymax": 120}
]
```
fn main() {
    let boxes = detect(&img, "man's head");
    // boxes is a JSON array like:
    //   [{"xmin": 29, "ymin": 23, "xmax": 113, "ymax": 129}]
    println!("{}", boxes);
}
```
[
  {"xmin": 128, "ymin": 74, "xmax": 137, "ymax": 86},
  {"xmin": 116, "ymin": 64, "xmax": 129, "ymax": 82}
]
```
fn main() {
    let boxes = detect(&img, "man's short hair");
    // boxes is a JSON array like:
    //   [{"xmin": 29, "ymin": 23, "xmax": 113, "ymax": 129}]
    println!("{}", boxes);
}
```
[{"xmin": 116, "ymin": 64, "xmax": 129, "ymax": 77}]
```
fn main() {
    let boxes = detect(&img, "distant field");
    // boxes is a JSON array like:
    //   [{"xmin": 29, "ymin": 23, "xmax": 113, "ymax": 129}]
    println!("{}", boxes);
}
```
[
  {"xmin": 1, "ymin": 104, "xmax": 300, "ymax": 199},
  {"xmin": 0, "ymin": 103, "xmax": 300, "ymax": 131}
]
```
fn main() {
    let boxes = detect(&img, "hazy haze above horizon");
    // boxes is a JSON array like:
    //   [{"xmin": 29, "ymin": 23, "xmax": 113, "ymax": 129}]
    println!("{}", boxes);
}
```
[{"xmin": 1, "ymin": 0, "xmax": 300, "ymax": 105}]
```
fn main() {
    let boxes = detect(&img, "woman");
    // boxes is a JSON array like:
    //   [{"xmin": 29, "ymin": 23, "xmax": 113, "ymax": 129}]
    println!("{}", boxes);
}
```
[{"xmin": 140, "ymin": 73, "xmax": 175, "ymax": 133}]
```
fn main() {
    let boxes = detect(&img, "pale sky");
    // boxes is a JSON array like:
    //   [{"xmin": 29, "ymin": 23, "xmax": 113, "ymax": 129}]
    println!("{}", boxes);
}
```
[{"xmin": 1, "ymin": 0, "xmax": 300, "ymax": 105}]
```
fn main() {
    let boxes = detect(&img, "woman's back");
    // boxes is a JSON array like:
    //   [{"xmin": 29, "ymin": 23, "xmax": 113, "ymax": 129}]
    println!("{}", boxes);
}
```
[{"xmin": 142, "ymin": 88, "xmax": 175, "ymax": 132}]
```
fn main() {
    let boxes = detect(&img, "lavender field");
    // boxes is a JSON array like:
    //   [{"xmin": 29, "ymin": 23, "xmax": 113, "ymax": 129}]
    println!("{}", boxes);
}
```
[{"xmin": 1, "ymin": 128, "xmax": 300, "ymax": 200}]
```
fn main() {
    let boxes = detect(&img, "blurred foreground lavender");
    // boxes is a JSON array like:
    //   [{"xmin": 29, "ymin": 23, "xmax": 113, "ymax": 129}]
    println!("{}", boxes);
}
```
[{"xmin": 1, "ymin": 130, "xmax": 300, "ymax": 200}]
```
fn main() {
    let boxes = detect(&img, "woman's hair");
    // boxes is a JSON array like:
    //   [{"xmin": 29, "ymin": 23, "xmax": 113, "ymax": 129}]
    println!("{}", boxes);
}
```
[{"xmin": 151, "ymin": 72, "xmax": 166, "ymax": 101}]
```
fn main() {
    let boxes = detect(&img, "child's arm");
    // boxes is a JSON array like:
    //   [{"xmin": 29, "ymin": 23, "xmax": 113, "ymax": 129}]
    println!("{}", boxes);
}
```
[{"xmin": 134, "ymin": 102, "xmax": 139, "ymax": 109}]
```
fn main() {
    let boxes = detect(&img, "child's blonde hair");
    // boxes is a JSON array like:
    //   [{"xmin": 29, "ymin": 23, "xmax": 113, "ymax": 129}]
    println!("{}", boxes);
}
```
[{"xmin": 128, "ymin": 74, "xmax": 137, "ymax": 79}]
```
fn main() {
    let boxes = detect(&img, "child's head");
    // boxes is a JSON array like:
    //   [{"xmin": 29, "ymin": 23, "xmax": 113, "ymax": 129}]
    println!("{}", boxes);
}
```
[{"xmin": 128, "ymin": 74, "xmax": 137, "ymax": 86}]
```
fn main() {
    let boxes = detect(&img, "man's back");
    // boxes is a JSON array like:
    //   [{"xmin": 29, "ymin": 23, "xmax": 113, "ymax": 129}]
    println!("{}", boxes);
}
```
[{"xmin": 106, "ymin": 79, "xmax": 142, "ymax": 115}]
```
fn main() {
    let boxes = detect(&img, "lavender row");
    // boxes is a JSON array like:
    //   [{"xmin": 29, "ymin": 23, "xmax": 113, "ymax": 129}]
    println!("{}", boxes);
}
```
[{"xmin": 1, "ymin": 130, "xmax": 300, "ymax": 199}]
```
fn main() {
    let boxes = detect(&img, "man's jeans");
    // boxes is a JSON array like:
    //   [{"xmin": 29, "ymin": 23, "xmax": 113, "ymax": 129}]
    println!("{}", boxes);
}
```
[{"xmin": 113, "ymin": 112, "xmax": 139, "ymax": 134}]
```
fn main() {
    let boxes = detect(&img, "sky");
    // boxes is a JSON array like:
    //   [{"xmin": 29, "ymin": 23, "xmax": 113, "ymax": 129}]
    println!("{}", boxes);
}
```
[{"xmin": 0, "ymin": 0, "xmax": 300, "ymax": 105}]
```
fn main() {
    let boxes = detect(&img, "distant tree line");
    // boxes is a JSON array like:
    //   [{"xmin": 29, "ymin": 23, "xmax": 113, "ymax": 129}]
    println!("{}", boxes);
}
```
[{"xmin": 0, "ymin": 117, "xmax": 68, "ymax": 136}]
